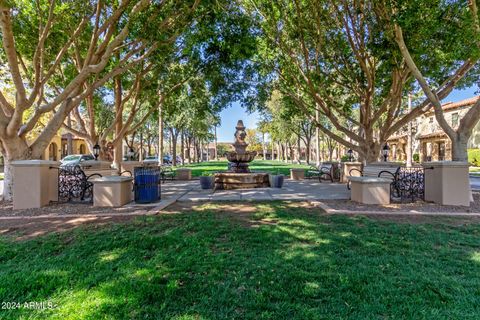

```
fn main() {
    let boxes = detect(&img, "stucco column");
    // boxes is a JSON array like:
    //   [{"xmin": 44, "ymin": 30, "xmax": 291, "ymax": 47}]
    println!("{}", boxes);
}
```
[
  {"xmin": 422, "ymin": 161, "xmax": 470, "ymax": 206},
  {"xmin": 11, "ymin": 160, "xmax": 59, "ymax": 209},
  {"xmin": 342, "ymin": 162, "xmax": 363, "ymax": 183}
]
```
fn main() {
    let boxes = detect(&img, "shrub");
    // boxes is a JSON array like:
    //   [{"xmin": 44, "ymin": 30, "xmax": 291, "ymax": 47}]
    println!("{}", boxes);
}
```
[
  {"xmin": 341, "ymin": 155, "xmax": 354, "ymax": 162},
  {"xmin": 468, "ymin": 149, "xmax": 480, "ymax": 166},
  {"xmin": 413, "ymin": 153, "xmax": 420, "ymax": 162}
]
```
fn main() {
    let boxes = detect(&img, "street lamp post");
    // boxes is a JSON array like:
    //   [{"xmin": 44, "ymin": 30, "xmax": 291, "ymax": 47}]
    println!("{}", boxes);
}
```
[
  {"xmin": 93, "ymin": 143, "xmax": 101, "ymax": 161},
  {"xmin": 127, "ymin": 148, "xmax": 135, "ymax": 161}
]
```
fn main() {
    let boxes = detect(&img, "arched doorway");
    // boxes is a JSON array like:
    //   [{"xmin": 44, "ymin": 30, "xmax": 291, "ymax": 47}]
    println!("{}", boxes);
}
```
[
  {"xmin": 79, "ymin": 144, "xmax": 86, "ymax": 154},
  {"xmin": 48, "ymin": 143, "xmax": 58, "ymax": 161}
]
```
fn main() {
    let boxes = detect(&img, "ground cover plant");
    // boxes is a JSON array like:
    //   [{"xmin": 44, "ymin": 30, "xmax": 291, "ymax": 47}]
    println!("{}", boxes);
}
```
[
  {"xmin": 179, "ymin": 160, "xmax": 311, "ymax": 177},
  {"xmin": 0, "ymin": 202, "xmax": 479, "ymax": 319}
]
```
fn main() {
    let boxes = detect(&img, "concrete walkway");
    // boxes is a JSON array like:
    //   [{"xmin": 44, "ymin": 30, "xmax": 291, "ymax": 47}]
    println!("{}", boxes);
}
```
[{"xmin": 160, "ymin": 179, "xmax": 350, "ymax": 202}]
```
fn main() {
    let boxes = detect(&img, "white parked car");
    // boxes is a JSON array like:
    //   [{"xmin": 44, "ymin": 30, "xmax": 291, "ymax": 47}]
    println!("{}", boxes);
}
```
[
  {"xmin": 60, "ymin": 154, "xmax": 95, "ymax": 167},
  {"xmin": 143, "ymin": 155, "xmax": 159, "ymax": 164}
]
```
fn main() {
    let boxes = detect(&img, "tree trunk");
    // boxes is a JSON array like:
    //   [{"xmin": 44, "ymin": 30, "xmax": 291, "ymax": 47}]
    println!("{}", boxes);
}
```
[
  {"xmin": 214, "ymin": 126, "xmax": 218, "ymax": 161},
  {"xmin": 158, "ymin": 103, "xmax": 164, "ymax": 165},
  {"xmin": 451, "ymin": 134, "xmax": 469, "ymax": 162},
  {"xmin": 67, "ymin": 114, "xmax": 73, "ymax": 156},
  {"xmin": 306, "ymin": 141, "xmax": 311, "ymax": 165},
  {"xmin": 315, "ymin": 110, "xmax": 321, "ymax": 166},
  {"xmin": 406, "ymin": 93, "xmax": 413, "ymax": 167},
  {"xmin": 296, "ymin": 136, "xmax": 301, "ymax": 164},
  {"xmin": 169, "ymin": 128, "xmax": 178, "ymax": 166},
  {"xmin": 193, "ymin": 138, "xmax": 198, "ymax": 163},
  {"xmin": 271, "ymin": 140, "xmax": 275, "ymax": 160},
  {"xmin": 187, "ymin": 136, "xmax": 192, "ymax": 164},
  {"xmin": 181, "ymin": 131, "xmax": 185, "ymax": 165},
  {"xmin": 361, "ymin": 141, "xmax": 381, "ymax": 164},
  {"xmin": 113, "ymin": 76, "xmax": 123, "ymax": 170},
  {"xmin": 139, "ymin": 131, "xmax": 143, "ymax": 162},
  {"xmin": 2, "ymin": 137, "xmax": 32, "ymax": 200},
  {"xmin": 262, "ymin": 132, "xmax": 267, "ymax": 160}
]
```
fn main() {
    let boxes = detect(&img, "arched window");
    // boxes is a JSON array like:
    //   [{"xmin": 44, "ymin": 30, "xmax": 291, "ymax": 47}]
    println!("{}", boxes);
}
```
[{"xmin": 49, "ymin": 143, "xmax": 58, "ymax": 161}]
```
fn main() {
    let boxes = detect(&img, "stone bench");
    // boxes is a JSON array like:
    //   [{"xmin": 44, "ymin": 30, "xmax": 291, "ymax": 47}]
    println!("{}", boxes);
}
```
[
  {"xmin": 348, "ymin": 176, "xmax": 391, "ymax": 205},
  {"xmin": 347, "ymin": 163, "xmax": 399, "ymax": 189},
  {"xmin": 91, "ymin": 176, "xmax": 133, "ymax": 207}
]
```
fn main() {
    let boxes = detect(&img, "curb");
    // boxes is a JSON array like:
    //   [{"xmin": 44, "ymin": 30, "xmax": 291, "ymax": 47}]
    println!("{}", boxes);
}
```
[{"xmin": 310, "ymin": 201, "xmax": 480, "ymax": 217}]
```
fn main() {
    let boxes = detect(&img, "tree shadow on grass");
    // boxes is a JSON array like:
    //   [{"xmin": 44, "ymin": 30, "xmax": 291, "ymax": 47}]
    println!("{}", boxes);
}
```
[{"xmin": 0, "ymin": 202, "xmax": 479, "ymax": 319}]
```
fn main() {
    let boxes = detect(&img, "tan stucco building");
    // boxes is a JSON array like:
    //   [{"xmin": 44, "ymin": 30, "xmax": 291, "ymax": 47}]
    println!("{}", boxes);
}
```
[
  {"xmin": 41, "ymin": 134, "xmax": 89, "ymax": 161},
  {"xmin": 387, "ymin": 96, "xmax": 480, "ymax": 162}
]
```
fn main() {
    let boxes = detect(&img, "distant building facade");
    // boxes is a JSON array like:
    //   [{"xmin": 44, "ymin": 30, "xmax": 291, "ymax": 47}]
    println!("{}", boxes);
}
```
[{"xmin": 387, "ymin": 96, "xmax": 480, "ymax": 162}]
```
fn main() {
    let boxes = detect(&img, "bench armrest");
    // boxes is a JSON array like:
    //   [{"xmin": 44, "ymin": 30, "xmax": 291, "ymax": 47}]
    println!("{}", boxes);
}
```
[{"xmin": 349, "ymin": 168, "xmax": 363, "ymax": 176}]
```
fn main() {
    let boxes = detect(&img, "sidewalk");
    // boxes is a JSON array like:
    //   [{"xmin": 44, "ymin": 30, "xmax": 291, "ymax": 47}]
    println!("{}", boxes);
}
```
[{"xmin": 173, "ymin": 180, "xmax": 350, "ymax": 202}]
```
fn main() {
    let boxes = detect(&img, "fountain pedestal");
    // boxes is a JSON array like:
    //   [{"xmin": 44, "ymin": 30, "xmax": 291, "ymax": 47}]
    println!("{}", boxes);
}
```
[{"xmin": 214, "ymin": 172, "xmax": 270, "ymax": 190}]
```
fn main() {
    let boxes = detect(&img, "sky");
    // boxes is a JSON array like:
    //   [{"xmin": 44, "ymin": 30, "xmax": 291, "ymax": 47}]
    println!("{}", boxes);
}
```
[{"xmin": 216, "ymin": 85, "xmax": 480, "ymax": 142}]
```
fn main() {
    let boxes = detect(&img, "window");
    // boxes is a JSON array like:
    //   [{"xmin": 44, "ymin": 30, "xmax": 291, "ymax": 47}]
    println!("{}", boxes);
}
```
[
  {"xmin": 451, "ymin": 112, "xmax": 459, "ymax": 127},
  {"xmin": 429, "ymin": 117, "xmax": 434, "ymax": 123}
]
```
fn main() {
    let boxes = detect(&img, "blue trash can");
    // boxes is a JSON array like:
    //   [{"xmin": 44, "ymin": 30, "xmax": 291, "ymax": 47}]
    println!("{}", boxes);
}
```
[{"xmin": 134, "ymin": 167, "xmax": 161, "ymax": 203}]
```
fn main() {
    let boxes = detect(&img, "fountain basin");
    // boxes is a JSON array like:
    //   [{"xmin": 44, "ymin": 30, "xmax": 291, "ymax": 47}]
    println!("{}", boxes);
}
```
[
  {"xmin": 214, "ymin": 172, "xmax": 269, "ymax": 190},
  {"xmin": 226, "ymin": 151, "xmax": 257, "ymax": 163}
]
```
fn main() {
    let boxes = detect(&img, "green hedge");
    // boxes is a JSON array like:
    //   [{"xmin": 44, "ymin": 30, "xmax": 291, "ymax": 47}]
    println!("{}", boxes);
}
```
[{"xmin": 468, "ymin": 149, "xmax": 480, "ymax": 166}]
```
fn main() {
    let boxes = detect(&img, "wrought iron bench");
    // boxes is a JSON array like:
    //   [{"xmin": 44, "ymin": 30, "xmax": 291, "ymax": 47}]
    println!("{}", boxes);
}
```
[
  {"xmin": 347, "ymin": 165, "xmax": 425, "ymax": 202},
  {"xmin": 160, "ymin": 166, "xmax": 175, "ymax": 182},
  {"xmin": 307, "ymin": 163, "xmax": 341, "ymax": 182},
  {"xmin": 58, "ymin": 165, "xmax": 102, "ymax": 202}
]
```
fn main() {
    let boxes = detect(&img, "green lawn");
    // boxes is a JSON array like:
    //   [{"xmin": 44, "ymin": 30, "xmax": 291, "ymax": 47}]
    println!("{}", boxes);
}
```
[
  {"xmin": 1, "ymin": 202, "xmax": 479, "ymax": 319},
  {"xmin": 178, "ymin": 160, "xmax": 311, "ymax": 177}
]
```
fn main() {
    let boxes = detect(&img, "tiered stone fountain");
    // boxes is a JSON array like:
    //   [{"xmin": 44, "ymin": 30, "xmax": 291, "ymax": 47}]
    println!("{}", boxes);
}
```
[{"xmin": 214, "ymin": 120, "xmax": 269, "ymax": 189}]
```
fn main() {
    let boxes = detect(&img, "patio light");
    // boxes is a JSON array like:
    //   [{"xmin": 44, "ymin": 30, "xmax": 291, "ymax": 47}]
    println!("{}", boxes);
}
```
[
  {"xmin": 347, "ymin": 149, "xmax": 353, "ymax": 162},
  {"xmin": 93, "ymin": 143, "xmax": 101, "ymax": 160},
  {"xmin": 382, "ymin": 144, "xmax": 390, "ymax": 162}
]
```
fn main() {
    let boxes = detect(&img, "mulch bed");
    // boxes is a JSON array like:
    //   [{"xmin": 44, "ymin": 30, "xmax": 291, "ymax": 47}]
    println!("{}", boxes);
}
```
[
  {"xmin": 322, "ymin": 192, "xmax": 480, "ymax": 213},
  {"xmin": 0, "ymin": 215, "xmax": 139, "ymax": 241},
  {"xmin": 0, "ymin": 201, "xmax": 149, "ymax": 217}
]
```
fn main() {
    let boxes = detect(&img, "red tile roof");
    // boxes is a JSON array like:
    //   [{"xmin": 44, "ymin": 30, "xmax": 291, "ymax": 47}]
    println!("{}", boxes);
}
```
[{"xmin": 440, "ymin": 96, "xmax": 480, "ymax": 111}]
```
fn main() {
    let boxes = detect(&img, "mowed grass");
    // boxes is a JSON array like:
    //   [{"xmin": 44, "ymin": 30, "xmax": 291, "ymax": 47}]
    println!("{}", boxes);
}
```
[
  {"xmin": 1, "ymin": 202, "xmax": 480, "ymax": 319},
  {"xmin": 179, "ymin": 160, "xmax": 311, "ymax": 177}
]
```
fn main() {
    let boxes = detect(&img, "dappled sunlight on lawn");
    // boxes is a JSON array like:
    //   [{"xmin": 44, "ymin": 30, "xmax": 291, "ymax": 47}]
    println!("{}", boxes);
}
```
[
  {"xmin": 471, "ymin": 251, "xmax": 480, "ymax": 263},
  {"xmin": 0, "ymin": 202, "xmax": 480, "ymax": 318}
]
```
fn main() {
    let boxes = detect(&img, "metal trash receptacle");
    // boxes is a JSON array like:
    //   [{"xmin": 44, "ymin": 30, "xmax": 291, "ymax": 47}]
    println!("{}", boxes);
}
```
[{"xmin": 134, "ymin": 167, "xmax": 161, "ymax": 203}]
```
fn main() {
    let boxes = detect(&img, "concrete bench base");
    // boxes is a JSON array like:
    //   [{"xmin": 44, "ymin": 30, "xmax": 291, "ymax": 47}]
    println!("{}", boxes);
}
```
[
  {"xmin": 176, "ymin": 168, "xmax": 192, "ymax": 180},
  {"xmin": 349, "ymin": 176, "xmax": 391, "ymax": 205},
  {"xmin": 92, "ymin": 176, "xmax": 133, "ymax": 207},
  {"xmin": 290, "ymin": 168, "xmax": 305, "ymax": 180}
]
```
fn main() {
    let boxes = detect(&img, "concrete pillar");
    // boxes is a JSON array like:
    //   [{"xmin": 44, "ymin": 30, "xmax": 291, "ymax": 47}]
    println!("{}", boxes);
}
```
[
  {"xmin": 92, "ymin": 176, "xmax": 133, "ymax": 207},
  {"xmin": 176, "ymin": 168, "xmax": 192, "ymax": 180},
  {"xmin": 120, "ymin": 161, "xmax": 143, "ymax": 175},
  {"xmin": 290, "ymin": 168, "xmax": 305, "ymax": 180},
  {"xmin": 422, "ymin": 161, "xmax": 470, "ymax": 206},
  {"xmin": 11, "ymin": 160, "xmax": 59, "ymax": 209},
  {"xmin": 350, "ymin": 177, "xmax": 391, "ymax": 205},
  {"xmin": 342, "ymin": 162, "xmax": 363, "ymax": 183}
]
